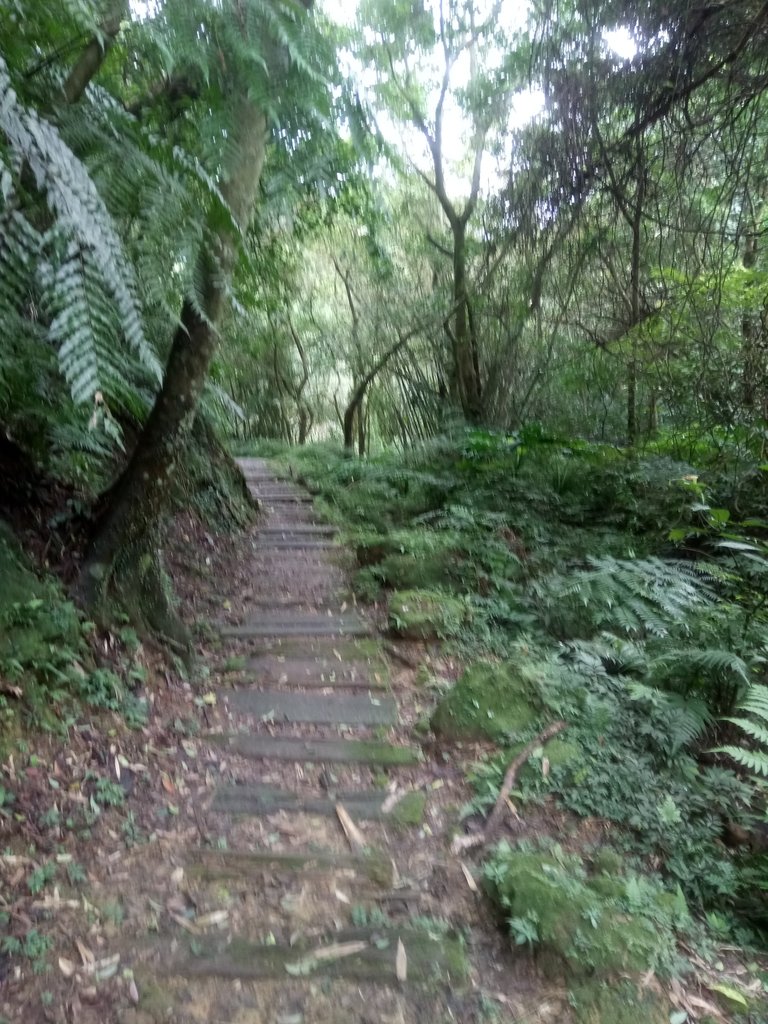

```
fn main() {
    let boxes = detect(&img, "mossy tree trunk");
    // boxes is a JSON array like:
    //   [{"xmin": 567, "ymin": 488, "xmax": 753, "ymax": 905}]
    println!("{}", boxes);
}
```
[{"xmin": 81, "ymin": 99, "xmax": 268, "ymax": 646}]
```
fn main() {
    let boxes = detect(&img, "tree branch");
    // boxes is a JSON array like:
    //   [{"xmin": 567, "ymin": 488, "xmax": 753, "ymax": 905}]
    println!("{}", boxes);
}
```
[{"xmin": 61, "ymin": 2, "xmax": 126, "ymax": 105}]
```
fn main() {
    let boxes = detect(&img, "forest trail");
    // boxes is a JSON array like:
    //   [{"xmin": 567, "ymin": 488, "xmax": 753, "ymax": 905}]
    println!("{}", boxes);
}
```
[{"xmin": 122, "ymin": 458, "xmax": 532, "ymax": 1024}]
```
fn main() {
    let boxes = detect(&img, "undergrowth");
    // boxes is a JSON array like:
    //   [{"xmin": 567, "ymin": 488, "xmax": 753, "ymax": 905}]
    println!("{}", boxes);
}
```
[{"xmin": 244, "ymin": 430, "xmax": 768, "ymax": 960}]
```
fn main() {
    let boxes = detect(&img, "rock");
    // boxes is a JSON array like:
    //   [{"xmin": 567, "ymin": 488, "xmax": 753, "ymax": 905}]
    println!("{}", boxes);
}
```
[
  {"xmin": 388, "ymin": 589, "xmax": 466, "ymax": 641},
  {"xmin": 430, "ymin": 662, "xmax": 540, "ymax": 742}
]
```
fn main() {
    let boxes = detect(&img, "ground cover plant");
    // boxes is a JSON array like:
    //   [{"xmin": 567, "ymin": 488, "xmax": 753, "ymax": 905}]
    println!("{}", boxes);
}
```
[{"xmin": 261, "ymin": 429, "xmax": 768, "ymax": 1014}]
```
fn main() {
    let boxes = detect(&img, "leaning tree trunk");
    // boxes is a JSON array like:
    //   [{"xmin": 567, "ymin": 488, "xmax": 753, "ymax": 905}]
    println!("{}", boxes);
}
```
[{"xmin": 81, "ymin": 99, "xmax": 268, "ymax": 647}]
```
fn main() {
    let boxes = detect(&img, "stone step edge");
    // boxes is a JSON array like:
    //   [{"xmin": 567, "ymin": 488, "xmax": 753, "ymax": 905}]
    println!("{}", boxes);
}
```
[
  {"xmin": 205, "ymin": 733, "xmax": 422, "ymax": 766},
  {"xmin": 159, "ymin": 926, "xmax": 468, "ymax": 985}
]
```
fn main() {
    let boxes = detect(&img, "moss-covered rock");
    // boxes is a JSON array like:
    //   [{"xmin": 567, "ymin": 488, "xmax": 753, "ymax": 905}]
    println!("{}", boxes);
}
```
[
  {"xmin": 0, "ymin": 520, "xmax": 89, "ymax": 730},
  {"xmin": 388, "ymin": 589, "xmax": 466, "ymax": 641},
  {"xmin": 430, "ymin": 661, "xmax": 541, "ymax": 742},
  {"xmin": 570, "ymin": 981, "xmax": 670, "ymax": 1024},
  {"xmin": 484, "ymin": 844, "xmax": 687, "ymax": 982},
  {"xmin": 0, "ymin": 521, "xmax": 83, "ymax": 667},
  {"xmin": 379, "ymin": 551, "xmax": 457, "ymax": 590}
]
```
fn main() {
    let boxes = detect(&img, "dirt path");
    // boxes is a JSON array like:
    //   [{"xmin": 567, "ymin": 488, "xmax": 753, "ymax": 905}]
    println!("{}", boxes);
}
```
[{"xmin": 6, "ymin": 459, "xmax": 559, "ymax": 1024}]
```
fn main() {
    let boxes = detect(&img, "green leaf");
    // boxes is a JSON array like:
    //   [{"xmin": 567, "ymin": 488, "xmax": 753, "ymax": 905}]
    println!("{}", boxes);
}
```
[{"xmin": 709, "ymin": 983, "xmax": 747, "ymax": 1008}]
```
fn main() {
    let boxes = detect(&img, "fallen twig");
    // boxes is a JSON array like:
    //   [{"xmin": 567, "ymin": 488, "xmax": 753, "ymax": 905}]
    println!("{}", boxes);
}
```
[
  {"xmin": 336, "ymin": 802, "xmax": 366, "ymax": 851},
  {"xmin": 452, "ymin": 720, "xmax": 567, "ymax": 854}
]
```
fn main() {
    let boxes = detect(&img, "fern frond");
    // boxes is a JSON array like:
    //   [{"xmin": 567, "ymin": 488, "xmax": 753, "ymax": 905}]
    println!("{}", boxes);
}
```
[
  {"xmin": 0, "ymin": 55, "xmax": 162, "ymax": 404},
  {"xmin": 658, "ymin": 648, "xmax": 750, "ymax": 684},
  {"xmin": 738, "ymin": 683, "xmax": 768, "ymax": 723},
  {"xmin": 723, "ymin": 716, "xmax": 768, "ymax": 747},
  {"xmin": 713, "ymin": 745, "xmax": 768, "ymax": 777}
]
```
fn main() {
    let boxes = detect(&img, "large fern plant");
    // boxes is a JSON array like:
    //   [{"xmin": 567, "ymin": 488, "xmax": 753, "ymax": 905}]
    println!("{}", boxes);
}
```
[
  {"xmin": 716, "ymin": 683, "xmax": 768, "ymax": 781},
  {"xmin": 0, "ymin": 55, "xmax": 161, "ymax": 407}
]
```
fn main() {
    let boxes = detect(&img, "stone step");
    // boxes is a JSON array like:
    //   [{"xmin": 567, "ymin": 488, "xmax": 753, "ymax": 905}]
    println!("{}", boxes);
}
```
[
  {"xmin": 211, "ymin": 784, "xmax": 426, "ymax": 825},
  {"xmin": 166, "ymin": 925, "xmax": 467, "ymax": 985},
  {"xmin": 221, "ymin": 689, "xmax": 397, "ymax": 726},
  {"xmin": 234, "ymin": 598, "xmax": 352, "ymax": 611},
  {"xmin": 253, "ymin": 492, "xmax": 314, "ymax": 503},
  {"xmin": 231, "ymin": 654, "xmax": 387, "ymax": 688},
  {"xmin": 208, "ymin": 734, "xmax": 421, "ymax": 766},
  {"xmin": 253, "ymin": 539, "xmax": 337, "ymax": 551},
  {"xmin": 219, "ymin": 615, "xmax": 373, "ymax": 639},
  {"xmin": 185, "ymin": 847, "xmax": 394, "ymax": 886},
  {"xmin": 235, "ymin": 638, "xmax": 389, "ymax": 666},
  {"xmin": 258, "ymin": 525, "xmax": 337, "ymax": 536}
]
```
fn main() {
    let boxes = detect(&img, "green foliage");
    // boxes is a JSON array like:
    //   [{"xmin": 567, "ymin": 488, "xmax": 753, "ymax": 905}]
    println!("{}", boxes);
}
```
[
  {"xmin": 716, "ymin": 684, "xmax": 768, "ymax": 781},
  {"xmin": 531, "ymin": 556, "xmax": 714, "ymax": 639},
  {"xmin": 484, "ymin": 840, "xmax": 689, "ymax": 978},
  {"xmin": 281, "ymin": 437, "xmax": 768, "ymax": 936},
  {"xmin": 1, "ymin": 928, "xmax": 53, "ymax": 973},
  {"xmin": 0, "ymin": 56, "xmax": 160, "ymax": 408}
]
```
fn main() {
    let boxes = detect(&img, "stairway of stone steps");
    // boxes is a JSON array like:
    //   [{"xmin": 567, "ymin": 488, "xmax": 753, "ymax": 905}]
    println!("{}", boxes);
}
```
[{"xmin": 129, "ymin": 457, "xmax": 472, "ymax": 1024}]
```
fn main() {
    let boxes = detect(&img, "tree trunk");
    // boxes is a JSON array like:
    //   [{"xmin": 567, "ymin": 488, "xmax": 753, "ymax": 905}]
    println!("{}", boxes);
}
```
[
  {"xmin": 61, "ymin": 3, "xmax": 125, "ymax": 105},
  {"xmin": 742, "ymin": 230, "xmax": 760, "ymax": 409},
  {"xmin": 81, "ymin": 98, "xmax": 268, "ymax": 644},
  {"xmin": 452, "ymin": 221, "xmax": 482, "ymax": 422},
  {"xmin": 357, "ymin": 396, "xmax": 366, "ymax": 457}
]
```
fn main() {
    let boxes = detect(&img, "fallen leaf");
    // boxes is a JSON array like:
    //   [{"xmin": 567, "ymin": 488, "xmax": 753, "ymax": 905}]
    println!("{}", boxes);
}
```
[
  {"xmin": 390, "ymin": 858, "xmax": 401, "ymax": 887},
  {"xmin": 313, "ymin": 940, "xmax": 368, "ymax": 963},
  {"xmin": 75, "ymin": 938, "xmax": 95, "ymax": 967},
  {"xmin": 459, "ymin": 861, "xmax": 478, "ymax": 892},
  {"xmin": 58, "ymin": 957, "xmax": 76, "ymax": 978},
  {"xmin": 94, "ymin": 954, "xmax": 120, "ymax": 981},
  {"xmin": 195, "ymin": 909, "xmax": 229, "ymax": 929},
  {"xmin": 201, "ymin": 692, "xmax": 217, "ymax": 706},
  {"xmin": 170, "ymin": 866, "xmax": 184, "ymax": 887},
  {"xmin": 128, "ymin": 977, "xmax": 139, "ymax": 1004},
  {"xmin": 709, "ymin": 983, "xmax": 748, "ymax": 1008},
  {"xmin": 396, "ymin": 938, "xmax": 407, "ymax": 982},
  {"xmin": 169, "ymin": 912, "xmax": 198, "ymax": 934},
  {"xmin": 334, "ymin": 889, "xmax": 350, "ymax": 904},
  {"xmin": 161, "ymin": 774, "xmax": 175, "ymax": 795},
  {"xmin": 381, "ymin": 790, "xmax": 402, "ymax": 815},
  {"xmin": 687, "ymin": 995, "xmax": 724, "ymax": 1018}
]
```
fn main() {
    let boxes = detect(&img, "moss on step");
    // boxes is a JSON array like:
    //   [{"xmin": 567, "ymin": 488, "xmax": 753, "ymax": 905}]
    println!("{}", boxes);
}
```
[
  {"xmin": 389, "ymin": 789, "xmax": 427, "ymax": 826},
  {"xmin": 388, "ymin": 589, "xmax": 466, "ymax": 641},
  {"xmin": 186, "ymin": 847, "xmax": 394, "ymax": 887},
  {"xmin": 173, "ymin": 925, "xmax": 468, "ymax": 986},
  {"xmin": 430, "ymin": 661, "xmax": 541, "ymax": 742}
]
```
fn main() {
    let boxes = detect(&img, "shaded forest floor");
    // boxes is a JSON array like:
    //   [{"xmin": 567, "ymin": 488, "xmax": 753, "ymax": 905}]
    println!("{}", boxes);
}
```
[
  {"xmin": 0, "ymin": 460, "xmax": 561, "ymax": 1024},
  {"xmin": 1, "ymin": 445, "xmax": 768, "ymax": 1023}
]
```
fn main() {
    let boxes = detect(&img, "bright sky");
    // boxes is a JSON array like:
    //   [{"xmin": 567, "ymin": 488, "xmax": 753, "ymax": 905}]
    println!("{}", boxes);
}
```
[
  {"xmin": 319, "ymin": 0, "xmax": 547, "ymax": 200},
  {"xmin": 129, "ymin": 0, "xmax": 636, "ymax": 200}
]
